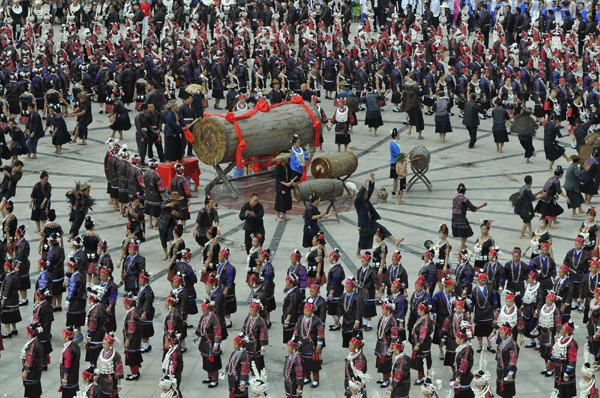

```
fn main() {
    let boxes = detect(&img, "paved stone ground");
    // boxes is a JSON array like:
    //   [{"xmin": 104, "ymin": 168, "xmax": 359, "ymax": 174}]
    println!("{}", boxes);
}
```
[{"xmin": 0, "ymin": 79, "xmax": 587, "ymax": 398}]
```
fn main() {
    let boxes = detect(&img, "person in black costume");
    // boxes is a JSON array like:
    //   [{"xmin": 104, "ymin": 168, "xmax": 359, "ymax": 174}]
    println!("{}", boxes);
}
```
[
  {"xmin": 354, "ymin": 173, "xmax": 403, "ymax": 258},
  {"xmin": 274, "ymin": 153, "xmax": 296, "ymax": 222}
]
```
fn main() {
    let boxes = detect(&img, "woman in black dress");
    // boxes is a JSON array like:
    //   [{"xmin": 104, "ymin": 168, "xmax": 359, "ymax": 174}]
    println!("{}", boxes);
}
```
[
  {"xmin": 473, "ymin": 220, "xmax": 496, "ymax": 273},
  {"xmin": 302, "ymin": 194, "xmax": 335, "ymax": 248},
  {"xmin": 451, "ymin": 183, "xmax": 488, "ymax": 251},
  {"xmin": 580, "ymin": 207, "xmax": 600, "ymax": 257},
  {"xmin": 274, "ymin": 154, "xmax": 295, "ymax": 222},
  {"xmin": 535, "ymin": 166, "xmax": 570, "ymax": 228},
  {"xmin": 108, "ymin": 91, "xmax": 131, "ymax": 140},
  {"xmin": 201, "ymin": 227, "xmax": 220, "ymax": 293},
  {"xmin": 45, "ymin": 106, "xmax": 70, "ymax": 154},
  {"xmin": 166, "ymin": 225, "xmax": 185, "ymax": 281},
  {"xmin": 433, "ymin": 94, "xmax": 452, "ymax": 143},
  {"xmin": 543, "ymin": 119, "xmax": 570, "ymax": 171},
  {"xmin": 6, "ymin": 117, "xmax": 27, "ymax": 163},
  {"xmin": 306, "ymin": 232, "xmax": 327, "ymax": 286},
  {"xmin": 491, "ymin": 99, "xmax": 510, "ymax": 153},
  {"xmin": 433, "ymin": 224, "xmax": 452, "ymax": 292}
]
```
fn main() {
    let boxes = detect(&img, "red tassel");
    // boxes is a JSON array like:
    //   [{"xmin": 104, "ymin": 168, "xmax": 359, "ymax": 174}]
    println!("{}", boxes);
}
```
[
  {"xmin": 47, "ymin": 356, "xmax": 51, "ymax": 364},
  {"xmin": 209, "ymin": 354, "xmax": 214, "ymax": 362},
  {"xmin": 85, "ymin": 343, "xmax": 88, "ymax": 350},
  {"xmin": 558, "ymin": 379, "xmax": 561, "ymax": 386},
  {"xmin": 412, "ymin": 351, "xmax": 416, "ymax": 359},
  {"xmin": 379, "ymin": 355, "xmax": 385, "ymax": 363},
  {"xmin": 500, "ymin": 382, "xmax": 504, "ymax": 392},
  {"xmin": 58, "ymin": 386, "xmax": 62, "ymax": 392},
  {"xmin": 126, "ymin": 351, "xmax": 129, "ymax": 359}
]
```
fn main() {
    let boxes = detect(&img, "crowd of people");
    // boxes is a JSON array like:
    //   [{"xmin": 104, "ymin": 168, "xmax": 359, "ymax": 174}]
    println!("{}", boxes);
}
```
[{"xmin": 5, "ymin": 0, "xmax": 600, "ymax": 396}]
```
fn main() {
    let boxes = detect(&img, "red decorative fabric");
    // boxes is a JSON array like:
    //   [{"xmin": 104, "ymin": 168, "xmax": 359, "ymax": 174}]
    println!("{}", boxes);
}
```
[
  {"xmin": 205, "ymin": 97, "xmax": 321, "ymax": 169},
  {"xmin": 157, "ymin": 158, "xmax": 201, "ymax": 188},
  {"xmin": 183, "ymin": 126, "xmax": 195, "ymax": 143}
]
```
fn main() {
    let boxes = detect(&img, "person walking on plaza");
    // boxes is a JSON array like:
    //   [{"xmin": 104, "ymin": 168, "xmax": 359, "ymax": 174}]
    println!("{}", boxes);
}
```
[{"xmin": 463, "ymin": 94, "xmax": 485, "ymax": 149}]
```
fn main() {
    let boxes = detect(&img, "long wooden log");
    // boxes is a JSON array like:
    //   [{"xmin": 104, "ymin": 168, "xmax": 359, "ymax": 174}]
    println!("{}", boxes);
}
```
[
  {"xmin": 311, "ymin": 152, "xmax": 358, "ymax": 179},
  {"xmin": 293, "ymin": 179, "xmax": 345, "ymax": 201},
  {"xmin": 190, "ymin": 103, "xmax": 321, "ymax": 165}
]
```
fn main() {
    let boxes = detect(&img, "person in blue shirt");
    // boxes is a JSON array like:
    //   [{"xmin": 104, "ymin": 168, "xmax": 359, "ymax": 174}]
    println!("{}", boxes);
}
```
[
  {"xmin": 389, "ymin": 128, "xmax": 401, "ymax": 194},
  {"xmin": 289, "ymin": 135, "xmax": 310, "ymax": 182},
  {"xmin": 164, "ymin": 100, "xmax": 183, "ymax": 164}
]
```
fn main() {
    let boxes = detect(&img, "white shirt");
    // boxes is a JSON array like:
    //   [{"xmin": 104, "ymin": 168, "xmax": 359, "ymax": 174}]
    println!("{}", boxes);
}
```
[
  {"xmin": 360, "ymin": 0, "xmax": 368, "ymax": 13},
  {"xmin": 431, "ymin": 0, "xmax": 441, "ymax": 16}
]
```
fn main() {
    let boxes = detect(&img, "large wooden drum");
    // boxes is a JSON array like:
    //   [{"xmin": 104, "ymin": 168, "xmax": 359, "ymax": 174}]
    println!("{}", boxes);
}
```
[
  {"xmin": 190, "ymin": 103, "xmax": 321, "ymax": 165},
  {"xmin": 293, "ymin": 179, "xmax": 345, "ymax": 202},
  {"xmin": 409, "ymin": 146, "xmax": 431, "ymax": 171},
  {"xmin": 310, "ymin": 152, "xmax": 358, "ymax": 179}
]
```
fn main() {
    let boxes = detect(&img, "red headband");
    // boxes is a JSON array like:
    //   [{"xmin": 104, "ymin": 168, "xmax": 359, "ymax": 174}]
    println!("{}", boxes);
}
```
[
  {"xmin": 123, "ymin": 296, "xmax": 136, "ymax": 305},
  {"xmin": 35, "ymin": 290, "xmax": 46, "ymax": 300},
  {"xmin": 454, "ymin": 300, "xmax": 465, "ymax": 307},
  {"xmin": 560, "ymin": 265, "xmax": 570, "ymax": 274},
  {"xmin": 4, "ymin": 261, "xmax": 13, "ymax": 269},
  {"xmin": 219, "ymin": 248, "xmax": 230, "ymax": 258},
  {"xmin": 345, "ymin": 279, "xmax": 357, "ymax": 287},
  {"xmin": 310, "ymin": 283, "xmax": 321, "ymax": 291},
  {"xmin": 529, "ymin": 271, "xmax": 539, "ymax": 279},
  {"xmin": 82, "ymin": 369, "xmax": 94, "ymax": 380},
  {"xmin": 103, "ymin": 334, "xmax": 115, "ymax": 345},
  {"xmin": 201, "ymin": 301, "xmax": 213, "ymax": 310},
  {"xmin": 234, "ymin": 335, "xmax": 247, "ymax": 345},
  {"xmin": 382, "ymin": 302, "xmax": 394, "ymax": 311},
  {"xmin": 330, "ymin": 250, "xmax": 340, "ymax": 260},
  {"xmin": 477, "ymin": 273, "xmax": 488, "ymax": 280},
  {"xmin": 498, "ymin": 325, "xmax": 512, "ymax": 334},
  {"xmin": 128, "ymin": 242, "xmax": 139, "ymax": 250},
  {"xmin": 38, "ymin": 259, "xmax": 48, "ymax": 268},
  {"xmin": 415, "ymin": 276, "xmax": 426, "ymax": 287},
  {"xmin": 249, "ymin": 301, "xmax": 262, "ymax": 311},
  {"xmin": 563, "ymin": 322, "xmax": 574, "ymax": 334},
  {"xmin": 575, "ymin": 236, "xmax": 585, "ymax": 244},
  {"xmin": 63, "ymin": 328, "xmax": 75, "ymax": 338},
  {"xmin": 488, "ymin": 249, "xmax": 498, "ymax": 258},
  {"xmin": 362, "ymin": 252, "xmax": 372, "ymax": 261},
  {"xmin": 349, "ymin": 337, "xmax": 363, "ymax": 347},
  {"xmin": 291, "ymin": 251, "xmax": 302, "ymax": 260},
  {"xmin": 505, "ymin": 293, "xmax": 515, "ymax": 301},
  {"xmin": 392, "ymin": 251, "xmax": 402, "ymax": 260},
  {"xmin": 304, "ymin": 302, "xmax": 316, "ymax": 311},
  {"xmin": 547, "ymin": 292, "xmax": 557, "ymax": 301},
  {"xmin": 540, "ymin": 243, "xmax": 550, "ymax": 249},
  {"xmin": 100, "ymin": 268, "xmax": 110, "ymax": 275},
  {"xmin": 139, "ymin": 273, "xmax": 150, "ymax": 282},
  {"xmin": 285, "ymin": 275, "xmax": 298, "ymax": 285},
  {"xmin": 182, "ymin": 251, "xmax": 192, "ymax": 259},
  {"xmin": 287, "ymin": 339, "xmax": 299, "ymax": 348},
  {"xmin": 443, "ymin": 278, "xmax": 455, "ymax": 287},
  {"xmin": 260, "ymin": 250, "xmax": 270, "ymax": 259},
  {"xmin": 391, "ymin": 341, "xmax": 404, "ymax": 351},
  {"xmin": 172, "ymin": 274, "xmax": 183, "ymax": 284},
  {"xmin": 418, "ymin": 302, "xmax": 430, "ymax": 312},
  {"xmin": 392, "ymin": 280, "xmax": 403, "ymax": 289}
]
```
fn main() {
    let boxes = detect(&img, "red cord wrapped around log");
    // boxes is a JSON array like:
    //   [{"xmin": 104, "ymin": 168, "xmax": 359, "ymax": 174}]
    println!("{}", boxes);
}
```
[{"xmin": 202, "ymin": 97, "xmax": 321, "ymax": 168}]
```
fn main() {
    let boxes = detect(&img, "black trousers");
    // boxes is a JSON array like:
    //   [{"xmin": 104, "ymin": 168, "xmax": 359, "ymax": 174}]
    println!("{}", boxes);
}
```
[
  {"xmin": 466, "ymin": 126, "xmax": 478, "ymax": 148},
  {"xmin": 482, "ymin": 30, "xmax": 490, "ymax": 48},
  {"xmin": 136, "ymin": 137, "xmax": 147, "ymax": 164},
  {"xmin": 147, "ymin": 134, "xmax": 165, "ymax": 162},
  {"xmin": 520, "ymin": 139, "xmax": 535, "ymax": 158}
]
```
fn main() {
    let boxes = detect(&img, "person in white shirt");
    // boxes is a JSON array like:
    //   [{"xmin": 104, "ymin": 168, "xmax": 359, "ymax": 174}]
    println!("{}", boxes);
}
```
[{"xmin": 431, "ymin": 0, "xmax": 441, "ymax": 25}]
